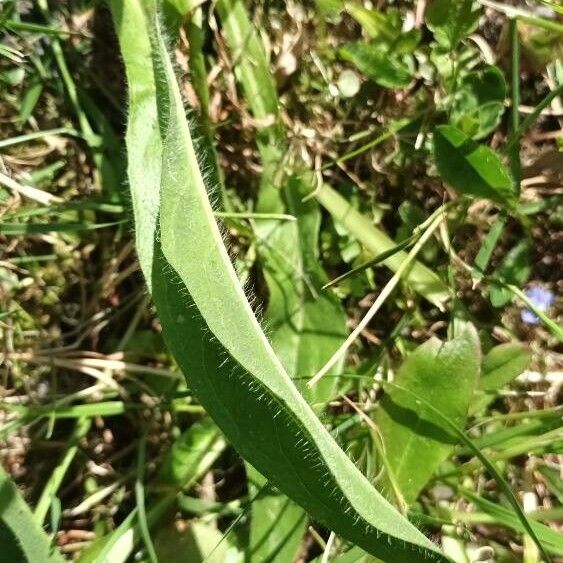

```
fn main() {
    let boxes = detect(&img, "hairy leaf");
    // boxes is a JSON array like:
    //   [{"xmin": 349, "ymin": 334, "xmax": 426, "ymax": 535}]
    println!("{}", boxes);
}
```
[
  {"xmin": 215, "ymin": 3, "xmax": 348, "ymax": 556},
  {"xmin": 113, "ymin": 0, "xmax": 449, "ymax": 560}
]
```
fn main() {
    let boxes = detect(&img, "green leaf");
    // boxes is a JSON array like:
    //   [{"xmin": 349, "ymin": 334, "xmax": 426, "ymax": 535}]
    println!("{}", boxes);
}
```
[
  {"xmin": 250, "ymin": 173, "xmax": 347, "ymax": 561},
  {"xmin": 346, "ymin": 4, "xmax": 421, "ymax": 54},
  {"xmin": 461, "ymin": 490, "xmax": 563, "ymax": 557},
  {"xmin": 433, "ymin": 125, "xmax": 516, "ymax": 207},
  {"xmin": 339, "ymin": 42, "xmax": 412, "ymax": 88},
  {"xmin": 246, "ymin": 465, "xmax": 307, "ymax": 563},
  {"xmin": 157, "ymin": 417, "xmax": 227, "ymax": 488},
  {"xmin": 316, "ymin": 184, "xmax": 450, "ymax": 308},
  {"xmin": 77, "ymin": 417, "xmax": 225, "ymax": 563},
  {"xmin": 257, "ymin": 173, "xmax": 348, "ymax": 406},
  {"xmin": 537, "ymin": 465, "xmax": 563, "ymax": 504},
  {"xmin": 426, "ymin": 0, "xmax": 480, "ymax": 50},
  {"xmin": 153, "ymin": 521, "xmax": 239, "ymax": 563},
  {"xmin": 376, "ymin": 323, "xmax": 481, "ymax": 505},
  {"xmin": 0, "ymin": 467, "xmax": 64, "ymax": 563},
  {"xmin": 113, "ymin": 1, "xmax": 449, "ymax": 560},
  {"xmin": 470, "ymin": 342, "xmax": 530, "ymax": 413},
  {"xmin": 481, "ymin": 342, "xmax": 530, "ymax": 393},
  {"xmin": 489, "ymin": 240, "xmax": 531, "ymax": 307},
  {"xmin": 315, "ymin": 0, "xmax": 344, "ymax": 17},
  {"xmin": 215, "ymin": 3, "xmax": 348, "ymax": 555},
  {"xmin": 451, "ymin": 65, "xmax": 507, "ymax": 139},
  {"xmin": 345, "ymin": 4, "xmax": 400, "ymax": 42}
]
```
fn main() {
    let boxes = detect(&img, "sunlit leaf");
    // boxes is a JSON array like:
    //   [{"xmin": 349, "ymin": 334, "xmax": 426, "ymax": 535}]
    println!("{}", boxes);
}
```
[{"xmin": 376, "ymin": 322, "xmax": 480, "ymax": 505}]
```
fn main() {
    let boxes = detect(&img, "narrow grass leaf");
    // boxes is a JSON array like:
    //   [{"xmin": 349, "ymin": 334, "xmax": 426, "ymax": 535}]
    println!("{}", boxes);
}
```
[
  {"xmin": 315, "ymin": 184, "xmax": 450, "ymax": 308},
  {"xmin": 215, "ymin": 1, "xmax": 347, "ymax": 552},
  {"xmin": 460, "ymin": 490, "xmax": 563, "ymax": 556}
]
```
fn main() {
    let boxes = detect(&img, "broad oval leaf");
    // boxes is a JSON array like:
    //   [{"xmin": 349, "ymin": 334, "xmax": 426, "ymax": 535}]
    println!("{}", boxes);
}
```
[
  {"xmin": 433, "ymin": 125, "xmax": 517, "ymax": 207},
  {"xmin": 113, "ymin": 0, "xmax": 449, "ymax": 560},
  {"xmin": 376, "ymin": 322, "xmax": 481, "ymax": 505}
]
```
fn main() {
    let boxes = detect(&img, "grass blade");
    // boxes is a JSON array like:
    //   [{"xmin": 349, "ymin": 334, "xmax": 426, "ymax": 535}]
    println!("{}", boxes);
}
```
[
  {"xmin": 315, "ymin": 184, "xmax": 450, "ymax": 308},
  {"xmin": 34, "ymin": 417, "xmax": 91, "ymax": 525}
]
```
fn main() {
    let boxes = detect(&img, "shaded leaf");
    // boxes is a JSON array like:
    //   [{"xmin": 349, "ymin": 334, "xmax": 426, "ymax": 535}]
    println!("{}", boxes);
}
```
[
  {"xmin": 433, "ymin": 125, "xmax": 516, "ymax": 207},
  {"xmin": 462, "ymin": 490, "xmax": 563, "ymax": 557},
  {"xmin": 246, "ymin": 465, "xmax": 307, "ymax": 563},
  {"xmin": 481, "ymin": 342, "xmax": 530, "ymax": 393},
  {"xmin": 153, "ymin": 521, "xmax": 239, "ymax": 563},
  {"xmin": 0, "ymin": 467, "xmax": 64, "ymax": 563},
  {"xmin": 426, "ymin": 0, "xmax": 480, "ymax": 49},
  {"xmin": 451, "ymin": 65, "xmax": 507, "ymax": 139},
  {"xmin": 470, "ymin": 342, "xmax": 531, "ymax": 413},
  {"xmin": 489, "ymin": 240, "xmax": 531, "ymax": 307},
  {"xmin": 215, "ymin": 4, "xmax": 348, "ymax": 557},
  {"xmin": 157, "ymin": 417, "xmax": 227, "ymax": 488}
]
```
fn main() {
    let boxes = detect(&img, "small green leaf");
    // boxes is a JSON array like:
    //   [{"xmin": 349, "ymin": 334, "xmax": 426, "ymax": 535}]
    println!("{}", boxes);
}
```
[
  {"xmin": 376, "ymin": 322, "xmax": 481, "ymax": 505},
  {"xmin": 157, "ymin": 417, "xmax": 227, "ymax": 488},
  {"xmin": 433, "ymin": 125, "xmax": 516, "ymax": 207},
  {"xmin": 470, "ymin": 342, "xmax": 531, "ymax": 413},
  {"xmin": 451, "ymin": 65, "xmax": 507, "ymax": 139},
  {"xmin": 315, "ymin": 0, "xmax": 344, "ymax": 17},
  {"xmin": 481, "ymin": 342, "xmax": 531, "ymax": 392},
  {"xmin": 537, "ymin": 465, "xmax": 563, "ymax": 504},
  {"xmin": 461, "ymin": 490, "xmax": 563, "ymax": 557},
  {"xmin": 489, "ymin": 240, "xmax": 531, "ymax": 307},
  {"xmin": 340, "ymin": 42, "xmax": 412, "ymax": 88},
  {"xmin": 346, "ymin": 4, "xmax": 399, "ymax": 41},
  {"xmin": 426, "ymin": 0, "xmax": 480, "ymax": 50}
]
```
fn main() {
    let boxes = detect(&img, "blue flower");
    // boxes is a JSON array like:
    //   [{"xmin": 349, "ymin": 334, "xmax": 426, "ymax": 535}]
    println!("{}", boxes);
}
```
[{"xmin": 521, "ymin": 286, "xmax": 555, "ymax": 325}]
